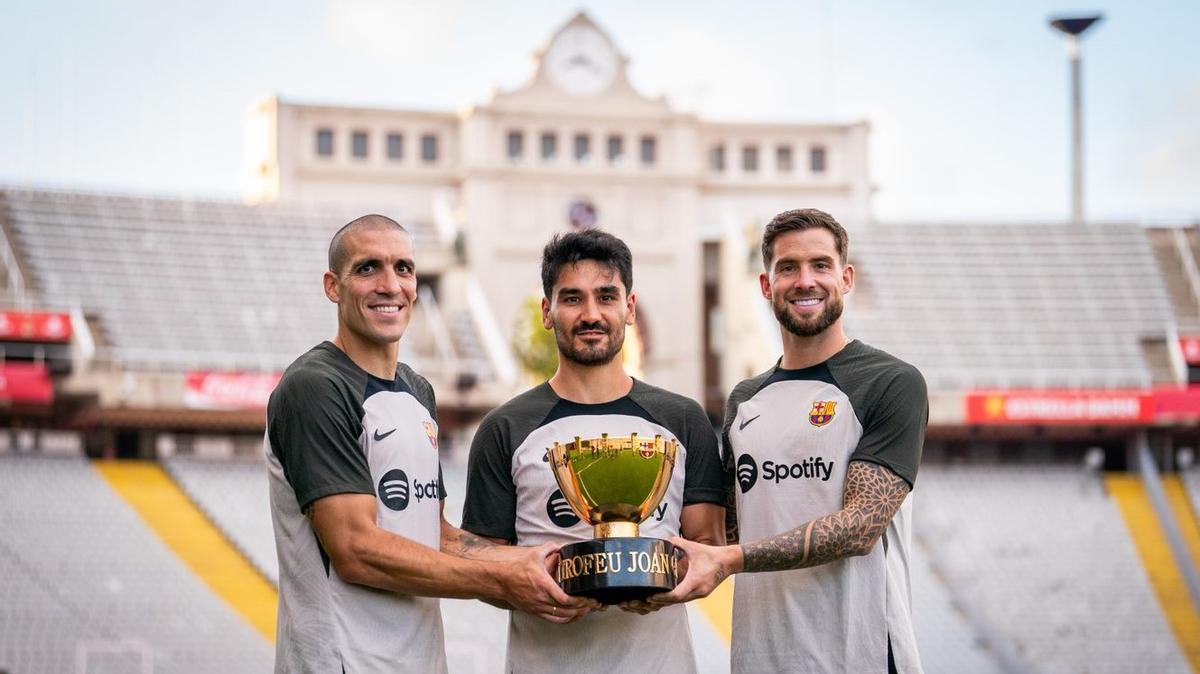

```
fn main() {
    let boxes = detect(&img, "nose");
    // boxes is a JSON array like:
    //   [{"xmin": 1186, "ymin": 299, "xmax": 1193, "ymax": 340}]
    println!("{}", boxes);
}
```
[
  {"xmin": 376, "ymin": 267, "xmax": 403, "ymax": 295},
  {"xmin": 579, "ymin": 296, "xmax": 603, "ymax": 322},
  {"xmin": 792, "ymin": 267, "xmax": 817, "ymax": 290}
]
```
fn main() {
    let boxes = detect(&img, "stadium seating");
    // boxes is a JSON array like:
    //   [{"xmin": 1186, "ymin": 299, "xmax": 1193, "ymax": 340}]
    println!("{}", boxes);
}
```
[
  {"xmin": 0, "ymin": 188, "xmax": 493, "ymax": 380},
  {"xmin": 0, "ymin": 455, "xmax": 272, "ymax": 674},
  {"xmin": 1183, "ymin": 468, "xmax": 1200, "ymax": 523},
  {"xmin": 846, "ymin": 223, "xmax": 1175, "ymax": 390},
  {"xmin": 165, "ymin": 456, "xmax": 278, "ymax": 584},
  {"xmin": 916, "ymin": 464, "xmax": 1191, "ymax": 673}
]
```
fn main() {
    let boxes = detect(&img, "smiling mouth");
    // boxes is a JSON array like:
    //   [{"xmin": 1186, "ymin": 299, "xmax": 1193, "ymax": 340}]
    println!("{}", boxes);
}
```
[
  {"xmin": 790, "ymin": 297, "xmax": 823, "ymax": 308},
  {"xmin": 369, "ymin": 304, "xmax": 403, "ymax": 315}
]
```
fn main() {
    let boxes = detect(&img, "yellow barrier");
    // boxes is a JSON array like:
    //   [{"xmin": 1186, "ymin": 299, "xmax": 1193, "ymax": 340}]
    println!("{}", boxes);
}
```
[
  {"xmin": 94, "ymin": 460, "xmax": 277, "ymax": 643},
  {"xmin": 1107, "ymin": 474, "xmax": 1200, "ymax": 671}
]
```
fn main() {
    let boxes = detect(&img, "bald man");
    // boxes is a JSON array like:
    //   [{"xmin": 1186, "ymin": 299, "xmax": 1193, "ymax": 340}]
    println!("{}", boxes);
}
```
[{"xmin": 265, "ymin": 215, "xmax": 593, "ymax": 673}]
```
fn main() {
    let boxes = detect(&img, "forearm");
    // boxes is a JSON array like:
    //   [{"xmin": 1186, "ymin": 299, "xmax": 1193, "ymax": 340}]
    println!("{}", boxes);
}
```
[
  {"xmin": 740, "ymin": 508, "xmax": 875, "ymax": 573},
  {"xmin": 337, "ymin": 527, "xmax": 505, "ymax": 601},
  {"xmin": 740, "ymin": 461, "xmax": 909, "ymax": 573},
  {"xmin": 440, "ymin": 522, "xmax": 517, "ymax": 561}
]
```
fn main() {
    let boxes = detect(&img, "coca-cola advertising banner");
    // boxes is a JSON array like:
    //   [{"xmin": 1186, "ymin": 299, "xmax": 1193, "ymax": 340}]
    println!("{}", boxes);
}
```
[
  {"xmin": 184, "ymin": 372, "xmax": 282, "ymax": 410},
  {"xmin": 0, "ymin": 311, "xmax": 72, "ymax": 343},
  {"xmin": 0, "ymin": 363, "xmax": 54, "ymax": 405}
]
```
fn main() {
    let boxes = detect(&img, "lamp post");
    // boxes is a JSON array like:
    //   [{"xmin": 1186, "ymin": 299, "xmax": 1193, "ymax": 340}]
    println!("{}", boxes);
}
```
[{"xmin": 1049, "ymin": 15, "xmax": 1102, "ymax": 225}]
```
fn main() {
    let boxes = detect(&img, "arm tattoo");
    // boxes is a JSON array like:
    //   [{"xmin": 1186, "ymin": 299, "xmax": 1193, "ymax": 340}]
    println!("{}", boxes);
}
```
[
  {"xmin": 723, "ymin": 482, "xmax": 740, "ymax": 545},
  {"xmin": 443, "ymin": 528, "xmax": 501, "ymax": 560},
  {"xmin": 741, "ymin": 462, "xmax": 910, "ymax": 573}
]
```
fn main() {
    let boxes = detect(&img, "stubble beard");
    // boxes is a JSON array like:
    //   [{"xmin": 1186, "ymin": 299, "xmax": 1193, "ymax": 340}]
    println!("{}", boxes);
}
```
[
  {"xmin": 774, "ymin": 294, "xmax": 844, "ymax": 338},
  {"xmin": 555, "ymin": 320, "xmax": 625, "ymax": 366}
]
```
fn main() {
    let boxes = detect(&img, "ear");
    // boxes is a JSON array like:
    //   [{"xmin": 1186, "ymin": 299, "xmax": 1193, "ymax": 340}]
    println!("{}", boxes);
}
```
[
  {"xmin": 541, "ymin": 297, "xmax": 553, "ymax": 330},
  {"xmin": 842, "ymin": 263, "xmax": 855, "ymax": 294},
  {"xmin": 323, "ymin": 271, "xmax": 340, "ymax": 304},
  {"xmin": 625, "ymin": 292, "xmax": 637, "ymax": 326},
  {"xmin": 759, "ymin": 272, "xmax": 772, "ymax": 300}
]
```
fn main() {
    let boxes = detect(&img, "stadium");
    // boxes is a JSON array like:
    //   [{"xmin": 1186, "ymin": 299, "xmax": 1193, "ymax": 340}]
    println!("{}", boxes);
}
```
[{"xmin": 3, "ymin": 8, "xmax": 1200, "ymax": 674}]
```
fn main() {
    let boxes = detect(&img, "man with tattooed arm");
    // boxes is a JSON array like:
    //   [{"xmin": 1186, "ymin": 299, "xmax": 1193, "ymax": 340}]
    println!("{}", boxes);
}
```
[{"xmin": 651, "ymin": 208, "xmax": 927, "ymax": 674}]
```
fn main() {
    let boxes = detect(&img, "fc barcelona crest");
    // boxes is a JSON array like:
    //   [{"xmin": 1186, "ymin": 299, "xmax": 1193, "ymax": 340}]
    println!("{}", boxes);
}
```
[
  {"xmin": 422, "ymin": 421, "xmax": 439, "ymax": 450},
  {"xmin": 809, "ymin": 401, "xmax": 837, "ymax": 427}
]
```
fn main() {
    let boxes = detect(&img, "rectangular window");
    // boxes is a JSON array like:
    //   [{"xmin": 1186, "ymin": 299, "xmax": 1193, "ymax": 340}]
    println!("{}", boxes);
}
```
[
  {"xmin": 507, "ymin": 131, "xmax": 524, "ymax": 160},
  {"xmin": 387, "ymin": 133, "xmax": 403, "ymax": 160},
  {"xmin": 776, "ymin": 145, "xmax": 793, "ymax": 173},
  {"xmin": 743, "ymin": 145, "xmax": 759, "ymax": 172},
  {"xmin": 640, "ymin": 136, "xmax": 656, "ymax": 165},
  {"xmin": 810, "ymin": 145, "xmax": 827, "ymax": 173},
  {"xmin": 541, "ymin": 132, "xmax": 557, "ymax": 160},
  {"xmin": 709, "ymin": 145, "xmax": 725, "ymax": 172},
  {"xmin": 574, "ymin": 133, "xmax": 591, "ymax": 162},
  {"xmin": 607, "ymin": 135, "xmax": 623, "ymax": 163},
  {"xmin": 316, "ymin": 129, "xmax": 334, "ymax": 157},
  {"xmin": 421, "ymin": 134, "xmax": 438, "ymax": 163},
  {"xmin": 352, "ymin": 131, "xmax": 369, "ymax": 159}
]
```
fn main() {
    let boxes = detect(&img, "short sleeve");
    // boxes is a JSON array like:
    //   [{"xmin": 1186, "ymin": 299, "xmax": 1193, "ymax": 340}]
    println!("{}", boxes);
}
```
[
  {"xmin": 681, "ymin": 402, "xmax": 725, "ymax": 506},
  {"xmin": 848, "ymin": 365, "xmax": 927, "ymax": 488},
  {"xmin": 267, "ymin": 369, "xmax": 373, "ymax": 511},
  {"xmin": 461, "ymin": 415, "xmax": 518, "ymax": 542}
]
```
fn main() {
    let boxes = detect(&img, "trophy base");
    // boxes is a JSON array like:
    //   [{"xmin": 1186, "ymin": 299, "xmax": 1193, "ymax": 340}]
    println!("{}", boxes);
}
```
[{"xmin": 556, "ymin": 537, "xmax": 679, "ymax": 605}]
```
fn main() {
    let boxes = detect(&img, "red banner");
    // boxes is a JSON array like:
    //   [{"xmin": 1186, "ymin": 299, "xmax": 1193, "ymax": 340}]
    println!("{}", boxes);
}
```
[
  {"xmin": 965, "ymin": 390, "xmax": 1155, "ymax": 425},
  {"xmin": 0, "ymin": 311, "xmax": 72, "ymax": 343},
  {"xmin": 1181, "ymin": 337, "xmax": 1200, "ymax": 366},
  {"xmin": 0, "ymin": 363, "xmax": 54, "ymax": 405},
  {"xmin": 184, "ymin": 371, "xmax": 281, "ymax": 410},
  {"xmin": 1151, "ymin": 386, "xmax": 1200, "ymax": 421}
]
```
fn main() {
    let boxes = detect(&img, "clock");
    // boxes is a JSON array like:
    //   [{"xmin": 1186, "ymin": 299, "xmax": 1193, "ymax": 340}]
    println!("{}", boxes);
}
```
[{"xmin": 544, "ymin": 25, "xmax": 618, "ymax": 97}]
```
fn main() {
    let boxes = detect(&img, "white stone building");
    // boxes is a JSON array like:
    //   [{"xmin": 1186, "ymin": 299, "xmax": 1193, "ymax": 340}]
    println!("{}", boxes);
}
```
[{"xmin": 243, "ymin": 12, "xmax": 872, "ymax": 410}]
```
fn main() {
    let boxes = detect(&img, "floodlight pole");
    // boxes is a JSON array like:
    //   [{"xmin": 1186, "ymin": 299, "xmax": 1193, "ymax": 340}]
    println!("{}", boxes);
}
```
[{"xmin": 1049, "ymin": 15, "xmax": 1102, "ymax": 226}]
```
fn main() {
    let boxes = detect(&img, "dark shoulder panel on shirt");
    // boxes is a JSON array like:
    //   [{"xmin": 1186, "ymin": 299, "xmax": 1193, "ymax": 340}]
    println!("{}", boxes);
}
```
[
  {"xmin": 626, "ymin": 380, "xmax": 706, "ymax": 439},
  {"xmin": 461, "ymin": 383, "xmax": 559, "ymax": 541},
  {"xmin": 395, "ymin": 362, "xmax": 437, "ymax": 422},
  {"xmin": 630, "ymin": 380, "xmax": 725, "ymax": 505},
  {"xmin": 722, "ymin": 367, "xmax": 775, "ymax": 439},
  {"xmin": 267, "ymin": 342, "xmax": 373, "ymax": 510},
  {"xmin": 827, "ymin": 340, "xmax": 928, "ymax": 488}
]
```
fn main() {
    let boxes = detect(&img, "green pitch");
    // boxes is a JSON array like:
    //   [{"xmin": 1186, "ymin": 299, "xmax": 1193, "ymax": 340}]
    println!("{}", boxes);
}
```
[{"xmin": 571, "ymin": 451, "xmax": 666, "ymax": 510}]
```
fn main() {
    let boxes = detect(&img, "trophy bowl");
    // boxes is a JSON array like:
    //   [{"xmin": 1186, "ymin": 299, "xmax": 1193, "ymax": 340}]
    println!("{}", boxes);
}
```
[{"xmin": 548, "ymin": 433, "xmax": 680, "ymax": 604}]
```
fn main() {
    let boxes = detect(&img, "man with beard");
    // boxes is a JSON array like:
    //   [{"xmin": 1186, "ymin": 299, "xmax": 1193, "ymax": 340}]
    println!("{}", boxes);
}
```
[
  {"xmin": 461, "ymin": 229, "xmax": 725, "ymax": 673},
  {"xmin": 650, "ymin": 209, "xmax": 928, "ymax": 674}
]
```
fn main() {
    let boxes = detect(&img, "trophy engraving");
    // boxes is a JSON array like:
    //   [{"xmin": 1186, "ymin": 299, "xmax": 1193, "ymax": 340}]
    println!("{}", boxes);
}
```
[{"xmin": 548, "ymin": 433, "xmax": 680, "ymax": 604}]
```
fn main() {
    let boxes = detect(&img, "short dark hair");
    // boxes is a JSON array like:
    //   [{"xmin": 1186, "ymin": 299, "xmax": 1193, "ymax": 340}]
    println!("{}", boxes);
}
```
[
  {"xmin": 328, "ymin": 214, "xmax": 408, "ymax": 273},
  {"xmin": 761, "ymin": 208, "xmax": 849, "ymax": 269},
  {"xmin": 540, "ymin": 229, "xmax": 633, "ymax": 299}
]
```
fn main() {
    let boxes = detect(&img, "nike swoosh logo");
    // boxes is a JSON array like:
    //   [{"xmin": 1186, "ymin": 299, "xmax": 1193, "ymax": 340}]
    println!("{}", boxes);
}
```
[
  {"xmin": 738, "ymin": 415, "xmax": 761, "ymax": 431},
  {"xmin": 373, "ymin": 428, "xmax": 397, "ymax": 441}
]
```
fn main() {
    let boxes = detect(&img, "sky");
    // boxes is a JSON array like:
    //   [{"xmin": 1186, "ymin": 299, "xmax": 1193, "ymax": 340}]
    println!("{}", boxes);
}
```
[{"xmin": 2, "ymin": 0, "xmax": 1197, "ymax": 223}]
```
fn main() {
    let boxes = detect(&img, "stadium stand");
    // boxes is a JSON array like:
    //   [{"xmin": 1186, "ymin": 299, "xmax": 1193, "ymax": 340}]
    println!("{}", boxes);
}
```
[
  {"xmin": 917, "ymin": 463, "xmax": 1191, "ymax": 673},
  {"xmin": 846, "ymin": 223, "xmax": 1176, "ymax": 390},
  {"xmin": 164, "ymin": 456, "xmax": 278, "ymax": 584},
  {"xmin": 909, "ymin": 538, "xmax": 1007, "ymax": 674},
  {"xmin": 0, "ymin": 455, "xmax": 272, "ymax": 674},
  {"xmin": 0, "ymin": 188, "xmax": 492, "ymax": 382},
  {"xmin": 1184, "ymin": 468, "xmax": 1200, "ymax": 526}
]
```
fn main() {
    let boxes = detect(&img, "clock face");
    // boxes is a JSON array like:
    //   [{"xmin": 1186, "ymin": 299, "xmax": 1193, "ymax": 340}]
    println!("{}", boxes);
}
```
[{"xmin": 544, "ymin": 25, "xmax": 618, "ymax": 97}]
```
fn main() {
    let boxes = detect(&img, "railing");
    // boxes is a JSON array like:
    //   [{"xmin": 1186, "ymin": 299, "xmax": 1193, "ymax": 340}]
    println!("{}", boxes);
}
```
[{"xmin": 1172, "ymin": 227, "xmax": 1200, "ymax": 320}]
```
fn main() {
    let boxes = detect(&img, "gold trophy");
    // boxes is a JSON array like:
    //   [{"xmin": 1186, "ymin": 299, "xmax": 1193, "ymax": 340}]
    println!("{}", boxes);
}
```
[{"xmin": 548, "ymin": 433, "xmax": 679, "ymax": 603}]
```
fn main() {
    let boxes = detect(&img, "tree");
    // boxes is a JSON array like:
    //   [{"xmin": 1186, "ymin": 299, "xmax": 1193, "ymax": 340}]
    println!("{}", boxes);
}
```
[{"xmin": 512, "ymin": 296, "xmax": 558, "ymax": 381}]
